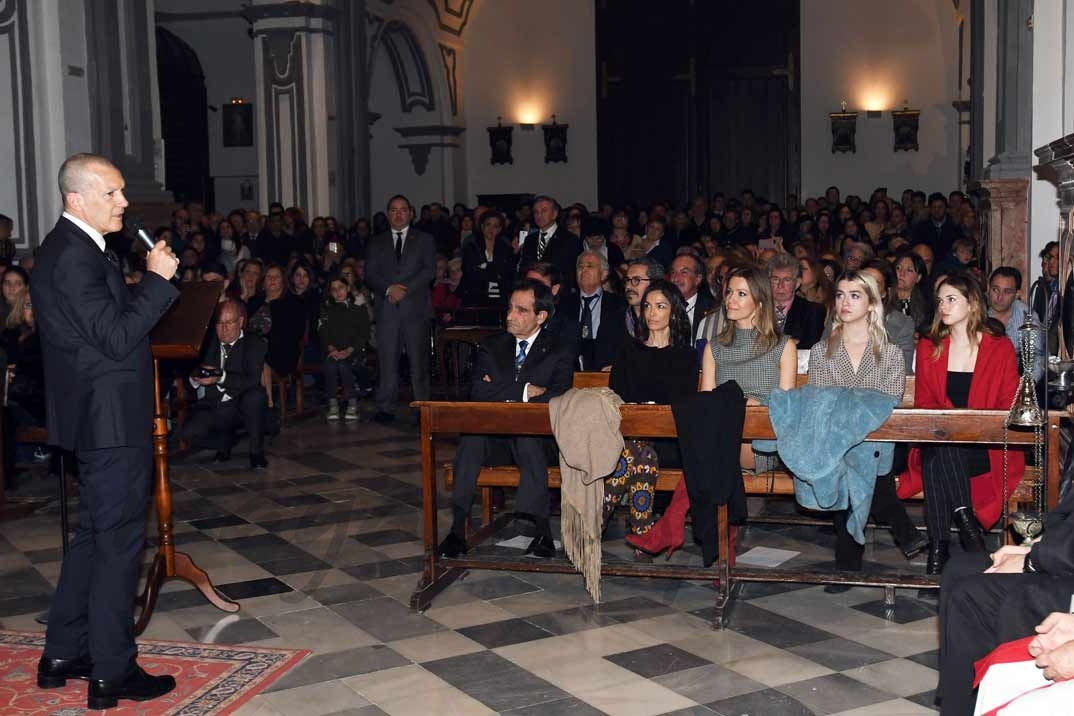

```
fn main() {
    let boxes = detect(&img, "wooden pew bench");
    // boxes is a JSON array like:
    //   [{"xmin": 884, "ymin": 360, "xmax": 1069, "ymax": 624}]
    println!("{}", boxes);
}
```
[{"xmin": 412, "ymin": 390, "xmax": 1062, "ymax": 627}]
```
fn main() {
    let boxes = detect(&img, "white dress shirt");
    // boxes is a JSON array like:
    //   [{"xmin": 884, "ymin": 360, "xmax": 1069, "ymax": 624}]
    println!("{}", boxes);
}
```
[
  {"xmin": 62, "ymin": 211, "xmax": 106, "ymax": 252},
  {"xmin": 190, "ymin": 331, "xmax": 244, "ymax": 402}
]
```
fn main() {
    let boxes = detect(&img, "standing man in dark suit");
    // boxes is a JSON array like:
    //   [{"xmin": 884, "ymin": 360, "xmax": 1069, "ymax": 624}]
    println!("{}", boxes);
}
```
[
  {"xmin": 365, "ymin": 194, "xmax": 436, "ymax": 422},
  {"xmin": 437, "ymin": 280, "xmax": 575, "ymax": 559},
  {"xmin": 668, "ymin": 254, "xmax": 715, "ymax": 345},
  {"xmin": 31, "ymin": 153, "xmax": 180, "ymax": 709},
  {"xmin": 559, "ymin": 251, "xmax": 628, "ymax": 371},
  {"xmin": 769, "ymin": 252, "xmax": 825, "ymax": 349},
  {"xmin": 517, "ymin": 195, "xmax": 582, "ymax": 293},
  {"xmin": 181, "ymin": 299, "xmax": 269, "ymax": 468}
]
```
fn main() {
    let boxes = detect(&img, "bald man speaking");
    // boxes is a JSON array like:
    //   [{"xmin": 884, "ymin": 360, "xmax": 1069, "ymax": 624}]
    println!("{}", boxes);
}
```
[{"xmin": 31, "ymin": 153, "xmax": 179, "ymax": 709}]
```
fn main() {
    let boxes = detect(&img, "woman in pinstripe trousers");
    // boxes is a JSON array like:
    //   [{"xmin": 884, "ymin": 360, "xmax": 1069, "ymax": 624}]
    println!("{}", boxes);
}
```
[{"xmin": 913, "ymin": 274, "xmax": 1022, "ymax": 577}]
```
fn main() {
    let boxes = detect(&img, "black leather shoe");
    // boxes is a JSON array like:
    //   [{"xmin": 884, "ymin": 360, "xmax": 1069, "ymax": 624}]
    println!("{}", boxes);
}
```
[
  {"xmin": 953, "ymin": 507, "xmax": 988, "ymax": 553},
  {"xmin": 894, "ymin": 526, "xmax": 928, "ymax": 560},
  {"xmin": 87, "ymin": 665, "xmax": 176, "ymax": 710},
  {"xmin": 249, "ymin": 453, "xmax": 268, "ymax": 470},
  {"xmin": 437, "ymin": 532, "xmax": 467, "ymax": 558},
  {"xmin": 37, "ymin": 655, "xmax": 93, "ymax": 688},
  {"xmin": 372, "ymin": 411, "xmax": 395, "ymax": 423},
  {"xmin": 214, "ymin": 448, "xmax": 231, "ymax": 462},
  {"xmin": 925, "ymin": 540, "xmax": 950, "ymax": 576},
  {"xmin": 524, "ymin": 535, "xmax": 556, "ymax": 559}
]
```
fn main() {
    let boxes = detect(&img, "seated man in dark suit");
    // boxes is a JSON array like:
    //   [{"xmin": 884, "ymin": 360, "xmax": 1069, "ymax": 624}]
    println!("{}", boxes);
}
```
[
  {"xmin": 524, "ymin": 261, "xmax": 580, "ymax": 361},
  {"xmin": 769, "ymin": 252, "xmax": 825, "ymax": 349},
  {"xmin": 937, "ymin": 486, "xmax": 1074, "ymax": 715},
  {"xmin": 438, "ymin": 280, "xmax": 575, "ymax": 559},
  {"xmin": 559, "ymin": 251, "xmax": 629, "ymax": 371},
  {"xmin": 182, "ymin": 299, "xmax": 270, "ymax": 469}
]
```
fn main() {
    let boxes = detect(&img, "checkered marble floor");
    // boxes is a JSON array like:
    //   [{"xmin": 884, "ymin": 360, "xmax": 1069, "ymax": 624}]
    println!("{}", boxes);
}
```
[{"xmin": 0, "ymin": 411, "xmax": 942, "ymax": 715}]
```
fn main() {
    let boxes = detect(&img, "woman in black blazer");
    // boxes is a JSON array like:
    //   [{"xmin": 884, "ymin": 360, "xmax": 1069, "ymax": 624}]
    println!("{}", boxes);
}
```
[
  {"xmin": 459, "ymin": 211, "xmax": 515, "ymax": 306},
  {"xmin": 247, "ymin": 264, "xmax": 308, "ymax": 377}
]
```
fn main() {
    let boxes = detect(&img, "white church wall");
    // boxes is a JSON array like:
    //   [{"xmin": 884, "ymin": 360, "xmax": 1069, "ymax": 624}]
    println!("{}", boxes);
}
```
[
  {"xmin": 800, "ymin": 0, "xmax": 963, "ymax": 199},
  {"xmin": 462, "ymin": 0, "xmax": 597, "ymax": 208}
]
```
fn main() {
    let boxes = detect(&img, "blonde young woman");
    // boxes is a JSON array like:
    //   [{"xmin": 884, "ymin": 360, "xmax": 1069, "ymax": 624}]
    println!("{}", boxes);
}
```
[
  {"xmin": 627, "ymin": 267, "xmax": 796, "ymax": 557},
  {"xmin": 808, "ymin": 271, "xmax": 926, "ymax": 590}
]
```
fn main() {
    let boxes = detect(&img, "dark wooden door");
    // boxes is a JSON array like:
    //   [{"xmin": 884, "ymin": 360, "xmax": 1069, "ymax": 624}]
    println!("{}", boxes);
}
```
[{"xmin": 596, "ymin": 0, "xmax": 799, "ymax": 208}]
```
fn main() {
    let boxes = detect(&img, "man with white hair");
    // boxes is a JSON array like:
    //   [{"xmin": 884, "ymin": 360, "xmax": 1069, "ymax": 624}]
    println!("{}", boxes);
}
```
[
  {"xmin": 559, "ymin": 250, "xmax": 627, "ymax": 370},
  {"xmin": 31, "ymin": 153, "xmax": 180, "ymax": 709}
]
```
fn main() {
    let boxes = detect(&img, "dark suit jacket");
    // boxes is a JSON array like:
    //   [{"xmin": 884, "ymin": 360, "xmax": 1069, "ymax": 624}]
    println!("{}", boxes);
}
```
[
  {"xmin": 559, "ymin": 290, "xmax": 629, "ymax": 370},
  {"xmin": 645, "ymin": 240, "xmax": 677, "ymax": 271},
  {"xmin": 365, "ymin": 227, "xmax": 437, "ymax": 322},
  {"xmin": 468, "ymin": 329, "xmax": 574, "ymax": 404},
  {"xmin": 517, "ymin": 225, "xmax": 582, "ymax": 292},
  {"xmin": 689, "ymin": 290, "xmax": 716, "ymax": 344},
  {"xmin": 910, "ymin": 218, "xmax": 962, "ymax": 257},
  {"xmin": 782, "ymin": 295, "xmax": 825, "ymax": 349},
  {"xmin": 542, "ymin": 303, "xmax": 581, "ymax": 364},
  {"xmin": 31, "ymin": 216, "xmax": 178, "ymax": 451},
  {"xmin": 460, "ymin": 238, "xmax": 515, "ymax": 306},
  {"xmin": 198, "ymin": 333, "xmax": 267, "ymax": 404}
]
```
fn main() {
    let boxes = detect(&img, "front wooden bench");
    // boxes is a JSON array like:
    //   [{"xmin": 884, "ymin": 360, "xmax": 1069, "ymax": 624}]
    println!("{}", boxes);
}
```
[{"xmin": 413, "ymin": 397, "xmax": 1062, "ymax": 627}]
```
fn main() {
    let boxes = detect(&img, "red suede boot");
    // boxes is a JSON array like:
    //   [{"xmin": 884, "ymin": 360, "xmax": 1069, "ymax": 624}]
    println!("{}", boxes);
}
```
[{"xmin": 626, "ymin": 478, "xmax": 689, "ymax": 559}]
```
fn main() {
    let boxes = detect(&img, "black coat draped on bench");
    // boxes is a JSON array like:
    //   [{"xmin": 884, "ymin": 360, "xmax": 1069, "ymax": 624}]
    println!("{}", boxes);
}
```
[{"xmin": 672, "ymin": 380, "xmax": 747, "ymax": 566}]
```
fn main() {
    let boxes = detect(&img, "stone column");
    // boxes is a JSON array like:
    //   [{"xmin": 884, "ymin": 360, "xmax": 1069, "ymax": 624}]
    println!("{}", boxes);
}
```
[
  {"xmin": 247, "ymin": 1, "xmax": 338, "ymax": 217},
  {"xmin": 333, "ymin": 0, "xmax": 370, "ymax": 222},
  {"xmin": 977, "ymin": 178, "xmax": 1030, "ymax": 284},
  {"xmin": 985, "ymin": 0, "xmax": 1033, "ymax": 178},
  {"xmin": 85, "ymin": 0, "xmax": 171, "ymax": 210}
]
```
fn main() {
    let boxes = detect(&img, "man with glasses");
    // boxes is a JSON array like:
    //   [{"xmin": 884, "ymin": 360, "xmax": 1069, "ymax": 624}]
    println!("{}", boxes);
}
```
[
  {"xmin": 769, "ymin": 252, "xmax": 824, "ymax": 349},
  {"xmin": 624, "ymin": 257, "xmax": 664, "ymax": 337},
  {"xmin": 182, "ymin": 299, "xmax": 269, "ymax": 469}
]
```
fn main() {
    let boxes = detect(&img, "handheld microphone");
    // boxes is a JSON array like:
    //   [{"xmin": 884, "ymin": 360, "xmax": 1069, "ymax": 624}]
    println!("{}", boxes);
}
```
[{"xmin": 123, "ymin": 215, "xmax": 157, "ymax": 252}]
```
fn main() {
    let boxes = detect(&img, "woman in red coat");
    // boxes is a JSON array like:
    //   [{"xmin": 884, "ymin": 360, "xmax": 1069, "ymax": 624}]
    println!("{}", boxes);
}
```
[{"xmin": 898, "ymin": 274, "xmax": 1024, "ymax": 577}]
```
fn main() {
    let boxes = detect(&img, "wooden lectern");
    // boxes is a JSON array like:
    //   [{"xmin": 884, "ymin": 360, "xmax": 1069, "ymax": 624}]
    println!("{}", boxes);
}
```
[{"xmin": 134, "ymin": 282, "xmax": 239, "ymax": 634}]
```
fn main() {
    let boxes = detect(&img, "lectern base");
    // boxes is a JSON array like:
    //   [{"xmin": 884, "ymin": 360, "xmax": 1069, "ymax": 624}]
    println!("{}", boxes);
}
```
[{"xmin": 134, "ymin": 551, "xmax": 239, "ymax": 636}]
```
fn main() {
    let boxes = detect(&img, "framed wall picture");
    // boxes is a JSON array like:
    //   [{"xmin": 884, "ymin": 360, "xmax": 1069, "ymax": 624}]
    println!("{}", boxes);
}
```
[{"xmin": 223, "ymin": 103, "xmax": 253, "ymax": 147}]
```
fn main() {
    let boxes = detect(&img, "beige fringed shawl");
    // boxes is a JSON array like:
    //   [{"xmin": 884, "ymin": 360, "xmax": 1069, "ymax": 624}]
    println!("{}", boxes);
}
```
[{"xmin": 548, "ymin": 387, "xmax": 624, "ymax": 602}]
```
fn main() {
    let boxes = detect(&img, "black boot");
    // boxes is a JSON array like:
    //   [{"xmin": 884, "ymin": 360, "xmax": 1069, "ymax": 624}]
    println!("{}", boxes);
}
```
[
  {"xmin": 925, "ymin": 540, "xmax": 950, "ymax": 576},
  {"xmin": 891, "ymin": 519, "xmax": 928, "ymax": 560},
  {"xmin": 952, "ymin": 506, "xmax": 987, "ymax": 553}
]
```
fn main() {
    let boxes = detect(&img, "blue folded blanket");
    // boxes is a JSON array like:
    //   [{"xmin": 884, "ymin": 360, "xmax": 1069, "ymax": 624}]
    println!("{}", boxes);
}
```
[{"xmin": 768, "ymin": 385, "xmax": 899, "ymax": 544}]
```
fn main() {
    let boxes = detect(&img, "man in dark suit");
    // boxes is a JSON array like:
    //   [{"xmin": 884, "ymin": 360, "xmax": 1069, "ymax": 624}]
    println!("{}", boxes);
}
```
[
  {"xmin": 438, "ymin": 280, "xmax": 574, "ymax": 559},
  {"xmin": 558, "ymin": 251, "xmax": 628, "ymax": 371},
  {"xmin": 524, "ymin": 261, "xmax": 580, "ymax": 362},
  {"xmin": 516, "ymin": 195, "xmax": 582, "ymax": 293},
  {"xmin": 768, "ymin": 252, "xmax": 824, "ymax": 349},
  {"xmin": 31, "ymin": 153, "xmax": 180, "ymax": 709},
  {"xmin": 669, "ymin": 254, "xmax": 715, "ymax": 345},
  {"xmin": 365, "ymin": 194, "xmax": 436, "ymax": 422},
  {"xmin": 910, "ymin": 192, "xmax": 962, "ymax": 258},
  {"xmin": 181, "ymin": 299, "xmax": 269, "ymax": 469}
]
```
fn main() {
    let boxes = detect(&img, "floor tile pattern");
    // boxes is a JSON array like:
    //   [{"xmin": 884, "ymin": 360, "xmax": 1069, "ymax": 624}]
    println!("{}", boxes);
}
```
[{"xmin": 0, "ymin": 410, "xmax": 942, "ymax": 715}]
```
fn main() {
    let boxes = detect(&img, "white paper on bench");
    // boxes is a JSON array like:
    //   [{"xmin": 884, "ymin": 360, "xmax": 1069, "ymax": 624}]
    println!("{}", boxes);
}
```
[
  {"xmin": 735, "ymin": 546, "xmax": 799, "ymax": 568},
  {"xmin": 495, "ymin": 535, "xmax": 563, "ymax": 550}
]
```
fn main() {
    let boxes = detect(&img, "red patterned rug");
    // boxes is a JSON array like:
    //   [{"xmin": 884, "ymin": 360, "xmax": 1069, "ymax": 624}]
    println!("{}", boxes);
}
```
[{"xmin": 0, "ymin": 630, "xmax": 308, "ymax": 715}]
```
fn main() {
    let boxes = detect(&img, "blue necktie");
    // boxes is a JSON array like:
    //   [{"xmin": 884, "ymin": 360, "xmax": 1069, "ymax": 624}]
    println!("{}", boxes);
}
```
[{"xmin": 515, "ymin": 340, "xmax": 528, "ymax": 378}]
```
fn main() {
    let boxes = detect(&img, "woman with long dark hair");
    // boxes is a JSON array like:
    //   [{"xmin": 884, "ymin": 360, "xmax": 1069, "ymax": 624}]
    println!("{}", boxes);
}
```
[
  {"xmin": 604, "ymin": 280, "xmax": 697, "ymax": 558},
  {"xmin": 628, "ymin": 267, "xmax": 797, "ymax": 558},
  {"xmin": 902, "ymin": 274, "xmax": 1023, "ymax": 576}
]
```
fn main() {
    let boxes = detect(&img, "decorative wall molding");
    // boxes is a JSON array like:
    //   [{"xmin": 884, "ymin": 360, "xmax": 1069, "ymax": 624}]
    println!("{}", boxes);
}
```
[
  {"xmin": 438, "ymin": 43, "xmax": 459, "ymax": 116},
  {"xmin": 425, "ymin": 0, "xmax": 475, "ymax": 36},
  {"xmin": 0, "ymin": 0, "xmax": 36, "ymax": 248},
  {"xmin": 261, "ymin": 29, "xmax": 309, "ymax": 209},
  {"xmin": 367, "ymin": 13, "xmax": 386, "ymax": 69},
  {"xmin": 393, "ymin": 125, "xmax": 465, "ymax": 139},
  {"xmin": 378, "ymin": 21, "xmax": 435, "ymax": 112},
  {"xmin": 398, "ymin": 142, "xmax": 458, "ymax": 175},
  {"xmin": 242, "ymin": 3, "xmax": 337, "ymax": 23}
]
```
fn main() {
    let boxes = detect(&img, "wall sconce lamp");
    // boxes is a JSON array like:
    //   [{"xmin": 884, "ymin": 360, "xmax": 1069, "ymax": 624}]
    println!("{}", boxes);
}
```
[
  {"xmin": 542, "ymin": 114, "xmax": 568, "ymax": 163},
  {"xmin": 488, "ymin": 116, "xmax": 514, "ymax": 165},
  {"xmin": 891, "ymin": 101, "xmax": 920, "ymax": 152},
  {"xmin": 830, "ymin": 100, "xmax": 858, "ymax": 154}
]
